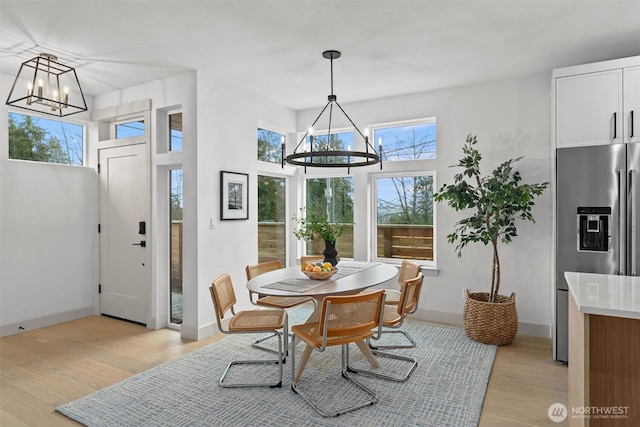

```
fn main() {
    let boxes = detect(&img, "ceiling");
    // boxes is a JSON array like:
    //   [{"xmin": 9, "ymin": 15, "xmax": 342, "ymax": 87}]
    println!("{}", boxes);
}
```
[{"xmin": 1, "ymin": 0, "xmax": 639, "ymax": 111}]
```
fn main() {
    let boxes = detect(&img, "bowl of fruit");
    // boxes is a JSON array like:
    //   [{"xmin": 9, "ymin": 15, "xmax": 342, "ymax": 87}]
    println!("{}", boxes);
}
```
[{"xmin": 301, "ymin": 261, "xmax": 337, "ymax": 280}]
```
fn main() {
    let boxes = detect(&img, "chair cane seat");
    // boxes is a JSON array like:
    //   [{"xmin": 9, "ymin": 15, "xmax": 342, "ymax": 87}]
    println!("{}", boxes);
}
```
[
  {"xmin": 229, "ymin": 309, "xmax": 286, "ymax": 332},
  {"xmin": 382, "ymin": 289, "xmax": 401, "ymax": 304},
  {"xmin": 256, "ymin": 295, "xmax": 313, "ymax": 309},
  {"xmin": 381, "ymin": 304, "xmax": 403, "ymax": 326},
  {"xmin": 292, "ymin": 322, "xmax": 374, "ymax": 348}
]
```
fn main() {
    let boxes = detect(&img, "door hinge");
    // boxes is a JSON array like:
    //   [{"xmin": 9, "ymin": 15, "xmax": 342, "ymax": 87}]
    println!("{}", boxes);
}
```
[
  {"xmin": 98, "ymin": 224, "xmax": 101, "ymax": 233},
  {"xmin": 97, "ymin": 163, "xmax": 101, "ymax": 173},
  {"xmin": 98, "ymin": 284, "xmax": 102, "ymax": 294}
]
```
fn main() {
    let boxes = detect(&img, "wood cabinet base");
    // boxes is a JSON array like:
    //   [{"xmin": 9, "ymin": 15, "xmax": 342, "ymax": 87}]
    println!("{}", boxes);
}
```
[{"xmin": 569, "ymin": 293, "xmax": 640, "ymax": 426}]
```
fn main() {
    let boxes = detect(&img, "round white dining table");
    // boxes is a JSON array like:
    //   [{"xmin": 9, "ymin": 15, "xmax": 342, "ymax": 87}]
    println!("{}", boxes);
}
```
[
  {"xmin": 246, "ymin": 261, "xmax": 398, "ymax": 377},
  {"xmin": 246, "ymin": 261, "xmax": 397, "ymax": 299}
]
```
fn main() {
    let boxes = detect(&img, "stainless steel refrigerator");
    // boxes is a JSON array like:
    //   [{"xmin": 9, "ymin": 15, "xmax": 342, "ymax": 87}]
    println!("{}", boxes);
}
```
[{"xmin": 555, "ymin": 143, "xmax": 640, "ymax": 363}]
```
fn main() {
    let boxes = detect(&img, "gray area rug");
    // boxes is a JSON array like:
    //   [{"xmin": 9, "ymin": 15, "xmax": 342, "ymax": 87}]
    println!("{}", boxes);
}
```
[{"xmin": 57, "ymin": 308, "xmax": 496, "ymax": 427}]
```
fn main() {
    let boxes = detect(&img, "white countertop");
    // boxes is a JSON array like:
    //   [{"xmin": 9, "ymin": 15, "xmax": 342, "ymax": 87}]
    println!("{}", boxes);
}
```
[{"xmin": 564, "ymin": 271, "xmax": 640, "ymax": 320}]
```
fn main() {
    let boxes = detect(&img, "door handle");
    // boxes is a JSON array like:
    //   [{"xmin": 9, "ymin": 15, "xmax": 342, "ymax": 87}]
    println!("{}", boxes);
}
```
[{"xmin": 132, "ymin": 241, "xmax": 146, "ymax": 248}]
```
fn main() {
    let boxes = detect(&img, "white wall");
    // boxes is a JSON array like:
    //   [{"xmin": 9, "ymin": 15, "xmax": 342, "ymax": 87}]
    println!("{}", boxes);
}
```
[
  {"xmin": 297, "ymin": 72, "xmax": 553, "ymax": 336},
  {"xmin": 192, "ymin": 76, "xmax": 297, "ymax": 339},
  {"xmin": 0, "ymin": 72, "xmax": 96, "ymax": 335}
]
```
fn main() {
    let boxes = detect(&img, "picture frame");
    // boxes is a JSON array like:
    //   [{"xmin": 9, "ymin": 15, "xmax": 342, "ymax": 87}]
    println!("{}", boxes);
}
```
[{"xmin": 220, "ymin": 171, "xmax": 249, "ymax": 220}]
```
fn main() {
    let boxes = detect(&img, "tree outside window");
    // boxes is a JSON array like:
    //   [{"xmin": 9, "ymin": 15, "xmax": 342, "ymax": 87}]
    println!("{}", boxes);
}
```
[
  {"xmin": 374, "ymin": 120, "xmax": 436, "ymax": 161},
  {"xmin": 8, "ymin": 112, "xmax": 84, "ymax": 165},
  {"xmin": 258, "ymin": 175, "xmax": 286, "ymax": 265},
  {"xmin": 305, "ymin": 176, "xmax": 354, "ymax": 258}
]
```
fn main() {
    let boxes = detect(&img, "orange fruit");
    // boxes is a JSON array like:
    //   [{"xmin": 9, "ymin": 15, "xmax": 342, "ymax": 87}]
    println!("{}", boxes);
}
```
[{"xmin": 312, "ymin": 266, "xmax": 322, "ymax": 272}]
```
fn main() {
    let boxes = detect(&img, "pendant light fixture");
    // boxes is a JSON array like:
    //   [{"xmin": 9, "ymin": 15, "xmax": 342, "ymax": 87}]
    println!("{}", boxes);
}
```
[
  {"xmin": 6, "ymin": 53, "xmax": 87, "ymax": 117},
  {"xmin": 283, "ymin": 50, "xmax": 381, "ymax": 171}
]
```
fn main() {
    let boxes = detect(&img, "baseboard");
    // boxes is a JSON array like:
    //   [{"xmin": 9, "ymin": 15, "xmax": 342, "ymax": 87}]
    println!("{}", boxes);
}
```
[
  {"xmin": 412, "ymin": 308, "xmax": 551, "ymax": 339},
  {"xmin": 181, "ymin": 319, "xmax": 224, "ymax": 341},
  {"xmin": 0, "ymin": 307, "xmax": 96, "ymax": 337}
]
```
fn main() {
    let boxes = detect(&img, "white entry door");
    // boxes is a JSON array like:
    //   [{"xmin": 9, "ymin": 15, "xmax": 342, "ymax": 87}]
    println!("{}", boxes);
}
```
[{"xmin": 99, "ymin": 143, "xmax": 150, "ymax": 325}]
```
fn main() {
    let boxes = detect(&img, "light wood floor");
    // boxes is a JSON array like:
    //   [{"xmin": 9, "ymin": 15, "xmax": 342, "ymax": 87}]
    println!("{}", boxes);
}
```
[{"xmin": 0, "ymin": 316, "xmax": 567, "ymax": 426}]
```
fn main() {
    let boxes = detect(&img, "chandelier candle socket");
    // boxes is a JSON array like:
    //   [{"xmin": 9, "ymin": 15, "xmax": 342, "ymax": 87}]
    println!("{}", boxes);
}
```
[
  {"xmin": 283, "ymin": 50, "xmax": 381, "ymax": 171},
  {"xmin": 6, "ymin": 53, "xmax": 87, "ymax": 117}
]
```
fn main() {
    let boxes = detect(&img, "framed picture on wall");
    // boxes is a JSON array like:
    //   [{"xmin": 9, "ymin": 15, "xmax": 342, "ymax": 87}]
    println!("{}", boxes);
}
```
[{"xmin": 220, "ymin": 171, "xmax": 249, "ymax": 220}]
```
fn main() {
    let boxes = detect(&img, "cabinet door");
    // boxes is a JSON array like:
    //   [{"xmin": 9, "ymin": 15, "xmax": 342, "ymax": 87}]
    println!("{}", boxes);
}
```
[
  {"xmin": 556, "ymin": 69, "xmax": 623, "ymax": 147},
  {"xmin": 624, "ymin": 66, "xmax": 640, "ymax": 144}
]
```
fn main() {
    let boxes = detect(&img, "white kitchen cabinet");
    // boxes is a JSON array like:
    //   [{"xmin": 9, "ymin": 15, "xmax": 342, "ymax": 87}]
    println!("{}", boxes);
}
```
[
  {"xmin": 624, "ymin": 66, "xmax": 640, "ymax": 144},
  {"xmin": 553, "ymin": 56, "xmax": 640, "ymax": 149}
]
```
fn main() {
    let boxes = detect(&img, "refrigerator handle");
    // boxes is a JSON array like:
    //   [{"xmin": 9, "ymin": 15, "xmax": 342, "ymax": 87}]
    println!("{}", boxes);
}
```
[
  {"xmin": 631, "ymin": 169, "xmax": 637, "ymax": 276},
  {"xmin": 614, "ymin": 112, "xmax": 617, "ymax": 139},
  {"xmin": 632, "ymin": 111, "xmax": 635, "ymax": 138},
  {"xmin": 619, "ymin": 169, "xmax": 626, "ymax": 275}
]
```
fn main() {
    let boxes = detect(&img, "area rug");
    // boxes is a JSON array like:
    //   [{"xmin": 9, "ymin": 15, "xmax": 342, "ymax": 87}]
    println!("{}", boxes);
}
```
[{"xmin": 57, "ymin": 309, "xmax": 496, "ymax": 427}]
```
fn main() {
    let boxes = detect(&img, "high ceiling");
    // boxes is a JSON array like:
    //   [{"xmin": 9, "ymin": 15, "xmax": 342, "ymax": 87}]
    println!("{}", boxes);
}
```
[{"xmin": 1, "ymin": 0, "xmax": 639, "ymax": 111}]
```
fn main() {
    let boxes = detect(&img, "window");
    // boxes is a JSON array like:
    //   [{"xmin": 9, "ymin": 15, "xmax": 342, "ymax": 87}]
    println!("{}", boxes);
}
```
[
  {"xmin": 374, "ymin": 173, "xmax": 435, "ymax": 263},
  {"xmin": 170, "ymin": 169, "xmax": 183, "ymax": 324},
  {"xmin": 169, "ymin": 113, "xmax": 182, "ymax": 151},
  {"xmin": 305, "ymin": 176, "xmax": 354, "ymax": 258},
  {"xmin": 115, "ymin": 119, "xmax": 145, "ymax": 138},
  {"xmin": 257, "ymin": 128, "xmax": 283, "ymax": 164},
  {"xmin": 8, "ymin": 112, "xmax": 84, "ymax": 165},
  {"xmin": 374, "ymin": 119, "xmax": 436, "ymax": 161},
  {"xmin": 258, "ymin": 175, "xmax": 286, "ymax": 265}
]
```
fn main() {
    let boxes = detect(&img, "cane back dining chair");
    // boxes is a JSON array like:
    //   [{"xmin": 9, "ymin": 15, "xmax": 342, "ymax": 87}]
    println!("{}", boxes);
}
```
[
  {"xmin": 382, "ymin": 259, "xmax": 421, "ymax": 305},
  {"xmin": 209, "ymin": 273, "xmax": 288, "ymax": 388},
  {"xmin": 290, "ymin": 290, "xmax": 386, "ymax": 417},
  {"xmin": 246, "ymin": 260, "xmax": 314, "ymax": 354},
  {"xmin": 348, "ymin": 273, "xmax": 424, "ymax": 382},
  {"xmin": 369, "ymin": 270, "xmax": 424, "ymax": 350}
]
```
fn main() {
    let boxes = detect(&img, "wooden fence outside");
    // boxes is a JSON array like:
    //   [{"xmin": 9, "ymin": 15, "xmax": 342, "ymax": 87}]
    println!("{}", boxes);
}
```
[
  {"xmin": 257, "ymin": 222, "xmax": 433, "ymax": 262},
  {"xmin": 170, "ymin": 222, "xmax": 434, "ymax": 276}
]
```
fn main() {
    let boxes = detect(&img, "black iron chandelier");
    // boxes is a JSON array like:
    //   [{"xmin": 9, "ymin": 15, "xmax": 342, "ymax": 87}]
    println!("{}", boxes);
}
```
[
  {"xmin": 283, "ymin": 50, "xmax": 381, "ymax": 171},
  {"xmin": 6, "ymin": 53, "xmax": 87, "ymax": 117}
]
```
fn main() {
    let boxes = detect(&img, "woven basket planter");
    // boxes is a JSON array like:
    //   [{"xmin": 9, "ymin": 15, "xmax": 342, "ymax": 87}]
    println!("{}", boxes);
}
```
[{"xmin": 463, "ymin": 290, "xmax": 518, "ymax": 346}]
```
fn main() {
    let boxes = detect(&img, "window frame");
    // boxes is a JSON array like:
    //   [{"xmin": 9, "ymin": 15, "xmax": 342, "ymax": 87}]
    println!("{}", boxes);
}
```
[
  {"xmin": 302, "ymin": 173, "xmax": 355, "ymax": 260},
  {"xmin": 256, "ymin": 173, "xmax": 288, "ymax": 266},
  {"xmin": 370, "ymin": 169, "xmax": 437, "ymax": 268}
]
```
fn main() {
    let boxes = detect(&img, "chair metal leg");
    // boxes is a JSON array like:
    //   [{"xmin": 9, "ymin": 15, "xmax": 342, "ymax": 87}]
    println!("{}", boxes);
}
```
[
  {"xmin": 346, "ymin": 342, "xmax": 418, "ymax": 382},
  {"xmin": 290, "ymin": 338, "xmax": 378, "ymax": 417},
  {"xmin": 251, "ymin": 332, "xmax": 292, "ymax": 359},
  {"xmin": 368, "ymin": 328, "xmax": 416, "ymax": 349},
  {"xmin": 220, "ymin": 317, "xmax": 287, "ymax": 388}
]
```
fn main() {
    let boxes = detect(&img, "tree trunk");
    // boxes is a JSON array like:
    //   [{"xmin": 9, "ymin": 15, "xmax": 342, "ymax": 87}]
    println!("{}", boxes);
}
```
[{"xmin": 490, "ymin": 239, "xmax": 500, "ymax": 302}]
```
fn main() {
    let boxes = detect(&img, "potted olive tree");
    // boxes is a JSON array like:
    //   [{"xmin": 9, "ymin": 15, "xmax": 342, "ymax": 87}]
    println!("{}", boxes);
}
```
[
  {"xmin": 292, "ymin": 208, "xmax": 347, "ymax": 266},
  {"xmin": 434, "ymin": 134, "xmax": 548, "ymax": 345}
]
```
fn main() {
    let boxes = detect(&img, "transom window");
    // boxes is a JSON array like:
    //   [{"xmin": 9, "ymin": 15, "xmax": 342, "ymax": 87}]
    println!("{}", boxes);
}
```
[
  {"xmin": 374, "ymin": 119, "xmax": 436, "ymax": 161},
  {"xmin": 169, "ymin": 113, "xmax": 183, "ymax": 151},
  {"xmin": 8, "ymin": 112, "xmax": 84, "ymax": 165},
  {"xmin": 257, "ymin": 128, "xmax": 284, "ymax": 164},
  {"xmin": 115, "ymin": 119, "xmax": 145, "ymax": 139}
]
